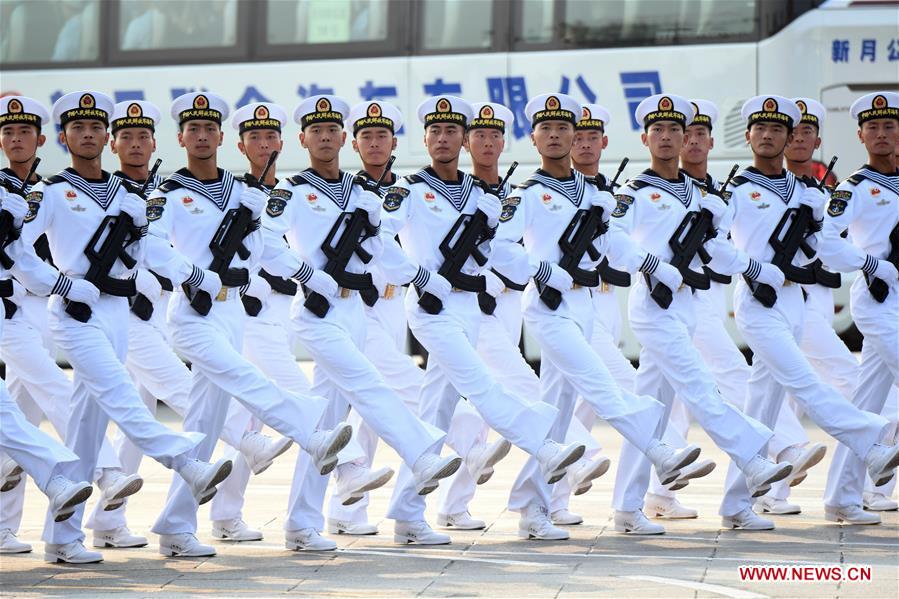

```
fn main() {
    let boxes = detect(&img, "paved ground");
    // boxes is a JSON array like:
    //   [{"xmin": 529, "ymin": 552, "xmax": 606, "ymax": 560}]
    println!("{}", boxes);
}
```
[{"xmin": 1, "ymin": 370, "xmax": 896, "ymax": 597}]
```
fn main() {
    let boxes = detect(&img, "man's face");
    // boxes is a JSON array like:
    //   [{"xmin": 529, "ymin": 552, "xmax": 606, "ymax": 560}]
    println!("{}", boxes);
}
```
[
  {"xmin": 111, "ymin": 127, "xmax": 156, "ymax": 168},
  {"xmin": 352, "ymin": 126, "xmax": 396, "ymax": 167},
  {"xmin": 178, "ymin": 120, "xmax": 223, "ymax": 160},
  {"xmin": 531, "ymin": 120, "xmax": 574, "ymax": 160},
  {"xmin": 746, "ymin": 121, "xmax": 792, "ymax": 159},
  {"xmin": 60, "ymin": 119, "xmax": 108, "ymax": 160},
  {"xmin": 784, "ymin": 123, "xmax": 820, "ymax": 163},
  {"xmin": 424, "ymin": 123, "xmax": 464, "ymax": 164},
  {"xmin": 642, "ymin": 121, "xmax": 684, "ymax": 161},
  {"xmin": 300, "ymin": 123, "xmax": 346, "ymax": 163},
  {"xmin": 464, "ymin": 128, "xmax": 505, "ymax": 166},
  {"xmin": 680, "ymin": 124, "xmax": 713, "ymax": 166},
  {"xmin": 0, "ymin": 123, "xmax": 44, "ymax": 163},
  {"xmin": 571, "ymin": 129, "xmax": 607, "ymax": 167},
  {"xmin": 238, "ymin": 129, "xmax": 283, "ymax": 170},
  {"xmin": 857, "ymin": 118, "xmax": 899, "ymax": 158}
]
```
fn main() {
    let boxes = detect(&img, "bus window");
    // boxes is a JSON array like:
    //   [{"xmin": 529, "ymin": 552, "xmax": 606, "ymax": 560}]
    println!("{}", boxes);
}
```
[
  {"xmin": 421, "ymin": 0, "xmax": 494, "ymax": 50},
  {"xmin": 1, "ymin": 0, "xmax": 99, "ymax": 65},
  {"xmin": 520, "ymin": 0, "xmax": 554, "ymax": 44},
  {"xmin": 118, "ymin": 0, "xmax": 237, "ymax": 51},
  {"xmin": 266, "ymin": 0, "xmax": 388, "ymax": 45}
]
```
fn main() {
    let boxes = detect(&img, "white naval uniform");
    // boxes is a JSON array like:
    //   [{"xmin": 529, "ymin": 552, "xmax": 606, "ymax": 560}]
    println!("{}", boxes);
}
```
[
  {"xmin": 262, "ymin": 168, "xmax": 443, "ymax": 534},
  {"xmin": 22, "ymin": 168, "xmax": 203, "ymax": 546},
  {"xmin": 819, "ymin": 166, "xmax": 899, "ymax": 509},
  {"xmin": 378, "ymin": 167, "xmax": 558, "ymax": 524},
  {"xmin": 609, "ymin": 170, "xmax": 772, "ymax": 514},
  {"xmin": 720, "ymin": 167, "xmax": 889, "ymax": 517},
  {"xmin": 144, "ymin": 168, "xmax": 328, "ymax": 537}
]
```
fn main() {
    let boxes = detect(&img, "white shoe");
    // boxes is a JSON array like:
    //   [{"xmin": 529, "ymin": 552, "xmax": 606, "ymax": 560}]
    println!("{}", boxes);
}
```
[
  {"xmin": 825, "ymin": 504, "xmax": 881, "ymax": 525},
  {"xmin": 96, "ymin": 469, "xmax": 143, "ymax": 511},
  {"xmin": 667, "ymin": 459, "xmax": 717, "ymax": 491},
  {"xmin": 722, "ymin": 508, "xmax": 775, "ymax": 530},
  {"xmin": 645, "ymin": 493, "xmax": 698, "ymax": 519},
  {"xmin": 159, "ymin": 533, "xmax": 216, "ymax": 557},
  {"xmin": 863, "ymin": 491, "xmax": 898, "ymax": 512},
  {"xmin": 570, "ymin": 455, "xmax": 611, "ymax": 496},
  {"xmin": 646, "ymin": 441, "xmax": 700, "ymax": 486},
  {"xmin": 306, "ymin": 423, "xmax": 353, "ymax": 475},
  {"xmin": 285, "ymin": 528, "xmax": 337, "ymax": 551},
  {"xmin": 412, "ymin": 453, "xmax": 462, "ymax": 496},
  {"xmin": 92, "ymin": 526, "xmax": 148, "ymax": 548},
  {"xmin": 178, "ymin": 458, "xmax": 232, "ymax": 505},
  {"xmin": 239, "ymin": 432, "xmax": 293, "ymax": 475},
  {"xmin": 45, "ymin": 476, "xmax": 93, "ymax": 522},
  {"xmin": 550, "ymin": 509, "xmax": 583, "ymax": 525},
  {"xmin": 327, "ymin": 519, "xmax": 378, "ymax": 535},
  {"xmin": 518, "ymin": 503, "xmax": 569, "ymax": 540},
  {"xmin": 0, "ymin": 456, "xmax": 23, "ymax": 492},
  {"xmin": 466, "ymin": 439, "xmax": 512, "ymax": 485},
  {"xmin": 44, "ymin": 541, "xmax": 103, "ymax": 563},
  {"xmin": 211, "ymin": 518, "xmax": 263, "ymax": 541},
  {"xmin": 536, "ymin": 441, "xmax": 586, "ymax": 485},
  {"xmin": 755, "ymin": 496, "xmax": 801, "ymax": 515},
  {"xmin": 779, "ymin": 443, "xmax": 826, "ymax": 488},
  {"xmin": 394, "ymin": 520, "xmax": 451, "ymax": 545},
  {"xmin": 437, "ymin": 511, "xmax": 486, "ymax": 530},
  {"xmin": 0, "ymin": 529, "xmax": 32, "ymax": 554},
  {"xmin": 334, "ymin": 463, "xmax": 394, "ymax": 506},
  {"xmin": 865, "ymin": 443, "xmax": 899, "ymax": 487},
  {"xmin": 614, "ymin": 509, "xmax": 665, "ymax": 534},
  {"xmin": 742, "ymin": 455, "xmax": 792, "ymax": 498}
]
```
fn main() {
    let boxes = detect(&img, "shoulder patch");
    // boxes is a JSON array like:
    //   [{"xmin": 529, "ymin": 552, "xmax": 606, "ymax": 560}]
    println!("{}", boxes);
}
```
[
  {"xmin": 827, "ymin": 189, "xmax": 852, "ymax": 217},
  {"xmin": 146, "ymin": 194, "xmax": 166, "ymax": 221},
  {"xmin": 830, "ymin": 190, "xmax": 852, "ymax": 201},
  {"xmin": 612, "ymin": 194, "xmax": 634, "ymax": 218},
  {"xmin": 266, "ymin": 188, "xmax": 292, "ymax": 218},
  {"xmin": 722, "ymin": 190, "xmax": 732, "ymax": 202},
  {"xmin": 26, "ymin": 190, "xmax": 43, "ymax": 202},
  {"xmin": 23, "ymin": 189, "xmax": 43, "ymax": 222},
  {"xmin": 625, "ymin": 179, "xmax": 650, "ymax": 191},
  {"xmin": 383, "ymin": 186, "xmax": 409, "ymax": 212},
  {"xmin": 403, "ymin": 174, "xmax": 424, "ymax": 185},
  {"xmin": 286, "ymin": 174, "xmax": 308, "ymax": 186},
  {"xmin": 157, "ymin": 178, "xmax": 184, "ymax": 194},
  {"xmin": 42, "ymin": 174, "xmax": 66, "ymax": 185},
  {"xmin": 515, "ymin": 179, "xmax": 537, "ymax": 190},
  {"xmin": 730, "ymin": 176, "xmax": 751, "ymax": 187},
  {"xmin": 499, "ymin": 196, "xmax": 521, "ymax": 222}
]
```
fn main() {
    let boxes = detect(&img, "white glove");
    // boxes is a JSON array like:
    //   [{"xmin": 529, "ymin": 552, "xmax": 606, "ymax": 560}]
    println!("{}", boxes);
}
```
[
  {"xmin": 64, "ymin": 278, "xmax": 100, "ymax": 306},
  {"xmin": 799, "ymin": 186, "xmax": 826, "ymax": 221},
  {"xmin": 244, "ymin": 273, "xmax": 272, "ymax": 302},
  {"xmin": 119, "ymin": 193, "xmax": 148, "ymax": 227},
  {"xmin": 544, "ymin": 263, "xmax": 574, "ymax": 292},
  {"xmin": 306, "ymin": 269, "xmax": 338, "ymax": 298},
  {"xmin": 239, "ymin": 187, "xmax": 268, "ymax": 220},
  {"xmin": 477, "ymin": 192, "xmax": 502, "ymax": 228},
  {"xmin": 134, "ymin": 269, "xmax": 161, "ymax": 298},
  {"xmin": 1, "ymin": 191, "xmax": 29, "ymax": 226},
  {"xmin": 653, "ymin": 261, "xmax": 684, "ymax": 291},
  {"xmin": 356, "ymin": 190, "xmax": 383, "ymax": 227},
  {"xmin": 483, "ymin": 270, "xmax": 505, "ymax": 298},
  {"xmin": 746, "ymin": 261, "xmax": 785, "ymax": 288},
  {"xmin": 197, "ymin": 269, "xmax": 222, "ymax": 297},
  {"xmin": 699, "ymin": 193, "xmax": 728, "ymax": 227},
  {"xmin": 590, "ymin": 190, "xmax": 617, "ymax": 215},
  {"xmin": 873, "ymin": 259, "xmax": 899, "ymax": 282},
  {"xmin": 10, "ymin": 279, "xmax": 26, "ymax": 304},
  {"xmin": 421, "ymin": 271, "xmax": 451, "ymax": 301}
]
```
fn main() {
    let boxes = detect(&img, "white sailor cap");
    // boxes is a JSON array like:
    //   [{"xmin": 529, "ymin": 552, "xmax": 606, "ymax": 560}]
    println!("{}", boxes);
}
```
[
  {"xmin": 170, "ymin": 91, "xmax": 229, "ymax": 126},
  {"xmin": 792, "ymin": 98, "xmax": 825, "ymax": 129},
  {"xmin": 688, "ymin": 99, "xmax": 718, "ymax": 130},
  {"xmin": 0, "ymin": 96, "xmax": 50, "ymax": 129},
  {"xmin": 294, "ymin": 95, "xmax": 349, "ymax": 130},
  {"xmin": 346, "ymin": 100, "xmax": 402, "ymax": 135},
  {"xmin": 231, "ymin": 102, "xmax": 288, "ymax": 135},
  {"xmin": 850, "ymin": 91, "xmax": 899, "ymax": 126},
  {"xmin": 576, "ymin": 103, "xmax": 611, "ymax": 131},
  {"xmin": 417, "ymin": 96, "xmax": 472, "ymax": 128},
  {"xmin": 111, "ymin": 100, "xmax": 161, "ymax": 135},
  {"xmin": 525, "ymin": 93, "xmax": 579, "ymax": 126},
  {"xmin": 635, "ymin": 94, "xmax": 692, "ymax": 129},
  {"xmin": 741, "ymin": 95, "xmax": 801, "ymax": 130},
  {"xmin": 469, "ymin": 102, "xmax": 514, "ymax": 133},
  {"xmin": 52, "ymin": 90, "xmax": 114, "ymax": 127}
]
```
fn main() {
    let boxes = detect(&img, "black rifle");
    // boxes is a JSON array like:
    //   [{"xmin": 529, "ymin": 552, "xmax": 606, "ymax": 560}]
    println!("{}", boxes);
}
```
[
  {"xmin": 747, "ymin": 156, "xmax": 837, "ymax": 308},
  {"xmin": 130, "ymin": 270, "xmax": 173, "ymax": 321},
  {"xmin": 420, "ymin": 162, "xmax": 518, "ymax": 315},
  {"xmin": 241, "ymin": 267, "xmax": 299, "ymax": 316},
  {"xmin": 185, "ymin": 151, "xmax": 278, "ymax": 316},
  {"xmin": 594, "ymin": 159, "xmax": 632, "ymax": 288},
  {"xmin": 304, "ymin": 155, "xmax": 395, "ymax": 318},
  {"xmin": 866, "ymin": 222, "xmax": 898, "ymax": 303},
  {"xmin": 0, "ymin": 158, "xmax": 41, "ymax": 269},
  {"xmin": 65, "ymin": 160, "xmax": 160, "ymax": 322},
  {"xmin": 537, "ymin": 158, "xmax": 629, "ymax": 310},
  {"xmin": 649, "ymin": 164, "xmax": 738, "ymax": 309}
]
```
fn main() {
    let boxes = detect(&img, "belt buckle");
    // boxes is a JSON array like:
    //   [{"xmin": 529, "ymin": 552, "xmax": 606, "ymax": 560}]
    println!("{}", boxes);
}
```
[
  {"xmin": 501, "ymin": 286, "xmax": 510, "ymax": 294},
  {"xmin": 571, "ymin": 283, "xmax": 582, "ymax": 290},
  {"xmin": 600, "ymin": 282, "xmax": 610, "ymax": 293},
  {"xmin": 784, "ymin": 281, "xmax": 792, "ymax": 287},
  {"xmin": 340, "ymin": 287, "xmax": 352, "ymax": 299},
  {"xmin": 215, "ymin": 286, "xmax": 229, "ymax": 302},
  {"xmin": 678, "ymin": 283, "xmax": 686, "ymax": 291},
  {"xmin": 383, "ymin": 284, "xmax": 395, "ymax": 300}
]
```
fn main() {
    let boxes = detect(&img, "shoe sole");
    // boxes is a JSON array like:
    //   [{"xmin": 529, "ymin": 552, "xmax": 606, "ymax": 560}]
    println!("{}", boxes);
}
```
[
  {"xmin": 44, "ymin": 554, "xmax": 103, "ymax": 564},
  {"xmin": 159, "ymin": 547, "xmax": 216, "ymax": 557},
  {"xmin": 516, "ymin": 529, "xmax": 569, "ymax": 541},
  {"xmin": 546, "ymin": 445, "xmax": 586, "ymax": 485},
  {"xmin": 720, "ymin": 518, "xmax": 774, "ymax": 531},
  {"xmin": 573, "ymin": 458, "xmax": 611, "ymax": 496},
  {"xmin": 318, "ymin": 425, "xmax": 353, "ymax": 476},
  {"xmin": 613, "ymin": 524, "xmax": 664, "ymax": 535},
  {"xmin": 788, "ymin": 471, "xmax": 808, "ymax": 488},
  {"xmin": 476, "ymin": 468, "xmax": 495, "ymax": 486},
  {"xmin": 863, "ymin": 502, "xmax": 898, "ymax": 512},
  {"xmin": 659, "ymin": 446, "xmax": 702, "ymax": 486},
  {"xmin": 824, "ymin": 514, "xmax": 881, "ymax": 525},
  {"xmin": 285, "ymin": 541, "xmax": 337, "ymax": 551},
  {"xmin": 0, "ymin": 546, "xmax": 32, "ymax": 554},
  {"xmin": 54, "ymin": 485, "xmax": 94, "ymax": 522},
  {"xmin": 436, "ymin": 517, "xmax": 486, "ymax": 530},
  {"xmin": 417, "ymin": 457, "xmax": 462, "ymax": 496},
  {"xmin": 328, "ymin": 527, "xmax": 378, "ymax": 536},
  {"xmin": 475, "ymin": 441, "xmax": 512, "ymax": 485},
  {"xmin": 750, "ymin": 464, "xmax": 792, "ymax": 498},
  {"xmin": 251, "ymin": 439, "xmax": 294, "ymax": 476},
  {"xmin": 196, "ymin": 461, "xmax": 233, "ymax": 505},
  {"xmin": 871, "ymin": 446, "xmax": 899, "ymax": 487},
  {"xmin": 785, "ymin": 445, "xmax": 826, "ymax": 487},
  {"xmin": 1, "ymin": 476, "xmax": 22, "ymax": 493},
  {"xmin": 340, "ymin": 468, "xmax": 395, "ymax": 506},
  {"xmin": 92, "ymin": 539, "xmax": 149, "ymax": 548},
  {"xmin": 760, "ymin": 507, "xmax": 801, "ymax": 515},
  {"xmin": 103, "ymin": 477, "xmax": 144, "ymax": 511},
  {"xmin": 392, "ymin": 535, "xmax": 450, "ymax": 545},
  {"xmin": 551, "ymin": 519, "xmax": 583, "ymax": 526},
  {"xmin": 647, "ymin": 508, "xmax": 698, "ymax": 520},
  {"xmin": 211, "ymin": 533, "xmax": 263, "ymax": 542}
]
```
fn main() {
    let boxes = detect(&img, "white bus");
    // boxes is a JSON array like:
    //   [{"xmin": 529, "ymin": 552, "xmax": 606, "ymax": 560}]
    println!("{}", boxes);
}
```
[{"xmin": 2, "ymin": 0, "xmax": 897, "ymax": 359}]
